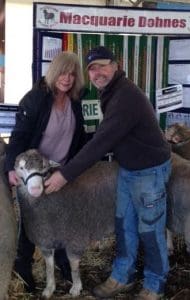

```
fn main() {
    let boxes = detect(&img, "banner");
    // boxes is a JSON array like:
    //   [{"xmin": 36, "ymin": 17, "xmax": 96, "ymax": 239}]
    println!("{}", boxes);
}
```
[{"xmin": 35, "ymin": 4, "xmax": 190, "ymax": 35}]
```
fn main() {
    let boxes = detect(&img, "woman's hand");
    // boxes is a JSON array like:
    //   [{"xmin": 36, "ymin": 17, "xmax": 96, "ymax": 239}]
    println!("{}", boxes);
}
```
[
  {"xmin": 8, "ymin": 170, "xmax": 20, "ymax": 186},
  {"xmin": 44, "ymin": 170, "xmax": 67, "ymax": 194}
]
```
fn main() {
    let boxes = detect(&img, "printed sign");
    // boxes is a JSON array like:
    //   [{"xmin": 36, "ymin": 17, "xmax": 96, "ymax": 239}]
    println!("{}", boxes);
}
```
[
  {"xmin": 166, "ymin": 111, "xmax": 190, "ymax": 128},
  {"xmin": 156, "ymin": 84, "xmax": 183, "ymax": 113},
  {"xmin": 42, "ymin": 36, "xmax": 62, "ymax": 60},
  {"xmin": 34, "ymin": 4, "xmax": 190, "ymax": 35},
  {"xmin": 82, "ymin": 99, "xmax": 102, "ymax": 121}
]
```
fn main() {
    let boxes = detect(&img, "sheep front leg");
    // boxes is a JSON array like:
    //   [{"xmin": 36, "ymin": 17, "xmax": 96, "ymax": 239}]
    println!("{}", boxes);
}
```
[
  {"xmin": 184, "ymin": 214, "xmax": 190, "ymax": 253},
  {"xmin": 41, "ymin": 249, "xmax": 56, "ymax": 299},
  {"xmin": 68, "ymin": 254, "xmax": 82, "ymax": 296},
  {"xmin": 166, "ymin": 229, "xmax": 174, "ymax": 255}
]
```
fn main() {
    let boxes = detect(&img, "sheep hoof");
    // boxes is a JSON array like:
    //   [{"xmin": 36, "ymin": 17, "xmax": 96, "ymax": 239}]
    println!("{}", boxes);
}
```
[
  {"xmin": 69, "ymin": 284, "xmax": 82, "ymax": 297},
  {"xmin": 168, "ymin": 248, "xmax": 174, "ymax": 256},
  {"xmin": 42, "ymin": 286, "xmax": 55, "ymax": 299}
]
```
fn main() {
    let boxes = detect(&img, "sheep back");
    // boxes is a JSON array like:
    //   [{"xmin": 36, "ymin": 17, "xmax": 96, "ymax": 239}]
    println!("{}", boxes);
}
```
[
  {"xmin": 167, "ymin": 152, "xmax": 190, "ymax": 235},
  {"xmin": 17, "ymin": 161, "xmax": 119, "ymax": 256}
]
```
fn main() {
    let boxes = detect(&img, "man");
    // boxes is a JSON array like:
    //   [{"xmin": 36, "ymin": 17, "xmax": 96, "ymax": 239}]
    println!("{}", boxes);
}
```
[{"xmin": 45, "ymin": 46, "xmax": 171, "ymax": 300}]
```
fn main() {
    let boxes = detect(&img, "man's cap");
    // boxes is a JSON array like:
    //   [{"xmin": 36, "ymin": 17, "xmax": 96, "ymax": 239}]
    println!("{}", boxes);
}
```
[{"xmin": 85, "ymin": 46, "xmax": 115, "ymax": 69}]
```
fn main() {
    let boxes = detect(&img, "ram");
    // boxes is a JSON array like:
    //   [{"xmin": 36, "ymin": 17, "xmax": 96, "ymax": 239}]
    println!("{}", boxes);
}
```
[
  {"xmin": 15, "ymin": 149, "xmax": 118, "ymax": 299},
  {"xmin": 167, "ymin": 152, "xmax": 190, "ymax": 254},
  {"xmin": 165, "ymin": 123, "xmax": 190, "ymax": 253}
]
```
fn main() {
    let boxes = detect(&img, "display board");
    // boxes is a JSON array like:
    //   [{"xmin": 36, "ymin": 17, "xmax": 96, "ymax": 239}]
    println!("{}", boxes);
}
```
[{"xmin": 33, "ymin": 3, "xmax": 190, "ymax": 132}]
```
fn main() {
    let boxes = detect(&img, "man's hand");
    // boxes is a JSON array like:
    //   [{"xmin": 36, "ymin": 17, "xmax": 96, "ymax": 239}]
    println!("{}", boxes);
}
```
[
  {"xmin": 44, "ymin": 170, "xmax": 67, "ymax": 194},
  {"xmin": 8, "ymin": 170, "xmax": 20, "ymax": 186}
]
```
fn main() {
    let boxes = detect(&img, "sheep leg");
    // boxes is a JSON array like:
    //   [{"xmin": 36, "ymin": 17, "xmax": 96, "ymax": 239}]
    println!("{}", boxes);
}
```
[
  {"xmin": 166, "ymin": 228, "xmax": 174, "ymax": 255},
  {"xmin": 68, "ymin": 255, "xmax": 82, "ymax": 296},
  {"xmin": 41, "ymin": 249, "xmax": 56, "ymax": 299},
  {"xmin": 184, "ymin": 214, "xmax": 190, "ymax": 253}
]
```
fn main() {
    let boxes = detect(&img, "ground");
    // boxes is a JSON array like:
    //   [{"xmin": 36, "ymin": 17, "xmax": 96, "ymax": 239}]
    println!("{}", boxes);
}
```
[{"xmin": 8, "ymin": 235, "xmax": 190, "ymax": 300}]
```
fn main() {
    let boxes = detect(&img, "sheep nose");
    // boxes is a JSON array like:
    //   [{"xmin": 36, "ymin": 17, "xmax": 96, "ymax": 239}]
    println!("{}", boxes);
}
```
[{"xmin": 29, "ymin": 185, "xmax": 43, "ymax": 197}]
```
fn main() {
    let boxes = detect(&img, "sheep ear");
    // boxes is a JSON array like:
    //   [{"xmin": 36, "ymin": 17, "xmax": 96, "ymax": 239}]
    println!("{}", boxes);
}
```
[{"xmin": 48, "ymin": 160, "xmax": 61, "ymax": 168}]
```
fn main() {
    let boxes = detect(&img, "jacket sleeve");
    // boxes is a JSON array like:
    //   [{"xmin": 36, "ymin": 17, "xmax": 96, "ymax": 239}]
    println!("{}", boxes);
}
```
[
  {"xmin": 61, "ymin": 88, "xmax": 140, "ymax": 181},
  {"xmin": 4, "ymin": 90, "xmax": 42, "ymax": 172}
]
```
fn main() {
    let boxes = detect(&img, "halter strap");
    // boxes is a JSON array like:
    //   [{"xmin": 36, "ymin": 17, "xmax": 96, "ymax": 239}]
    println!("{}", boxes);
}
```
[{"xmin": 21, "ymin": 170, "xmax": 50, "ymax": 186}]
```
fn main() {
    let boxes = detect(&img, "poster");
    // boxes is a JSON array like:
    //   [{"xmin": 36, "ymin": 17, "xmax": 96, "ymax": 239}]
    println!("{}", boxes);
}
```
[
  {"xmin": 42, "ymin": 36, "xmax": 62, "ymax": 61},
  {"xmin": 168, "ymin": 64, "xmax": 190, "ymax": 85},
  {"xmin": 41, "ymin": 62, "xmax": 50, "ymax": 76},
  {"xmin": 182, "ymin": 87, "xmax": 190, "ymax": 108},
  {"xmin": 169, "ymin": 39, "xmax": 190, "ymax": 61},
  {"xmin": 166, "ymin": 111, "xmax": 190, "ymax": 128},
  {"xmin": 168, "ymin": 38, "xmax": 190, "ymax": 108}
]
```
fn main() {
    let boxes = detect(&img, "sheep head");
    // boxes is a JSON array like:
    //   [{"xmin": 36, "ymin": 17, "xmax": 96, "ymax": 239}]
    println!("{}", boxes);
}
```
[
  {"xmin": 15, "ymin": 149, "xmax": 60, "ymax": 197},
  {"xmin": 165, "ymin": 123, "xmax": 190, "ymax": 144}
]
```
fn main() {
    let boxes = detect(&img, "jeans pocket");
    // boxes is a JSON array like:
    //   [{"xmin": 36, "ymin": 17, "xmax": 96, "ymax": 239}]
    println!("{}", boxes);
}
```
[
  {"xmin": 140, "ymin": 190, "xmax": 166, "ymax": 227},
  {"xmin": 142, "ymin": 190, "xmax": 166, "ymax": 208}
]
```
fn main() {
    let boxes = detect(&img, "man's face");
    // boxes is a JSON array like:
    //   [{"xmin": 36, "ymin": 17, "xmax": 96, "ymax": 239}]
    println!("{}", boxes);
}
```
[{"xmin": 88, "ymin": 62, "xmax": 118, "ymax": 90}]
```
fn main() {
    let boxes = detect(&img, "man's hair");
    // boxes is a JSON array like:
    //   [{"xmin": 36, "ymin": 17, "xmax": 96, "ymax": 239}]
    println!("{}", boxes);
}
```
[{"xmin": 45, "ymin": 51, "xmax": 84, "ymax": 100}]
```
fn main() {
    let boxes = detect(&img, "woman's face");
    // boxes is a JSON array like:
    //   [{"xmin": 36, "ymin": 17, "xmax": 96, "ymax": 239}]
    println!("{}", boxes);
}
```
[{"xmin": 55, "ymin": 71, "xmax": 75, "ymax": 93}]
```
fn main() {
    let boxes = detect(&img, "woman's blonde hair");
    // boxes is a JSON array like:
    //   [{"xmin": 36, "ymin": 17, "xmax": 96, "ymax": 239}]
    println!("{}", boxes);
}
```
[{"xmin": 45, "ymin": 51, "xmax": 84, "ymax": 100}]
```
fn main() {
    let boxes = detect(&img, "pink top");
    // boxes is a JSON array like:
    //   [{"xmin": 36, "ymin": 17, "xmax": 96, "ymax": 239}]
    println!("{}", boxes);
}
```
[{"xmin": 38, "ymin": 98, "xmax": 76, "ymax": 165}]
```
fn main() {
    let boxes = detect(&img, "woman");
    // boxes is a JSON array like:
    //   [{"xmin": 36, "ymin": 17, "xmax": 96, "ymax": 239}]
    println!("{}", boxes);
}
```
[{"xmin": 5, "ymin": 51, "xmax": 87, "ymax": 292}]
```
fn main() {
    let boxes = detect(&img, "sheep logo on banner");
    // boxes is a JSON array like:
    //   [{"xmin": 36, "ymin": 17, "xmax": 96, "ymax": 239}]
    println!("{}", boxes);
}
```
[
  {"xmin": 43, "ymin": 9, "xmax": 55, "ymax": 24},
  {"xmin": 39, "ymin": 6, "xmax": 58, "ymax": 28}
]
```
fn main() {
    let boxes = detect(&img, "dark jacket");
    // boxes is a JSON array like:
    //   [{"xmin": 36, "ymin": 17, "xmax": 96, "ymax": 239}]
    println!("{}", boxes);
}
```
[
  {"xmin": 61, "ymin": 70, "xmax": 171, "ymax": 181},
  {"xmin": 5, "ymin": 79, "xmax": 86, "ymax": 172}
]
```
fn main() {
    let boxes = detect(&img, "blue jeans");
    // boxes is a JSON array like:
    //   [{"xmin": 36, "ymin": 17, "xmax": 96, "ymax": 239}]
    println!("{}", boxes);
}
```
[{"xmin": 111, "ymin": 159, "xmax": 171, "ymax": 294}]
